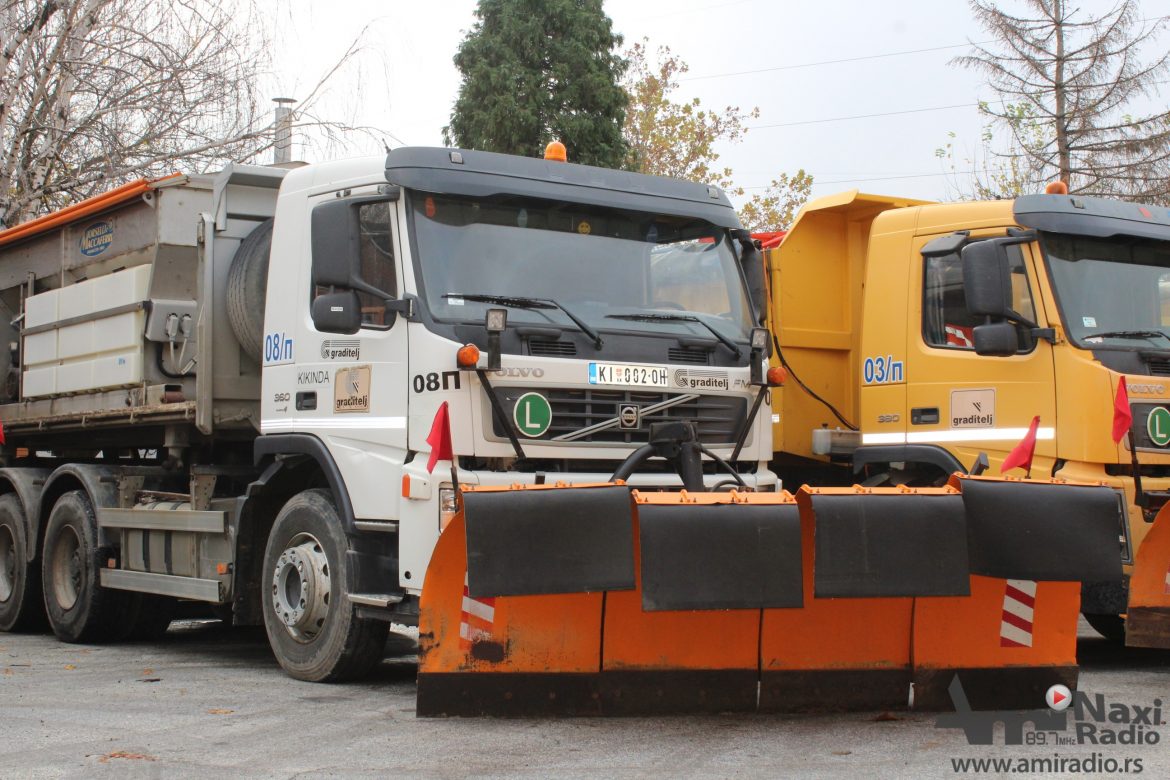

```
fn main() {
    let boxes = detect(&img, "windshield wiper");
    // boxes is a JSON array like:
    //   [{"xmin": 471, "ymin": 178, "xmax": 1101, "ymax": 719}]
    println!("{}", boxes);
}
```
[
  {"xmin": 606, "ymin": 313, "xmax": 742, "ymax": 358},
  {"xmin": 444, "ymin": 293, "xmax": 603, "ymax": 349},
  {"xmin": 1084, "ymin": 329, "xmax": 1170, "ymax": 344}
]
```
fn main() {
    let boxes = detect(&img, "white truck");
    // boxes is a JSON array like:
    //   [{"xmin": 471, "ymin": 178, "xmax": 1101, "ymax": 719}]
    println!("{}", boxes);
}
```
[{"xmin": 0, "ymin": 147, "xmax": 777, "ymax": 681}]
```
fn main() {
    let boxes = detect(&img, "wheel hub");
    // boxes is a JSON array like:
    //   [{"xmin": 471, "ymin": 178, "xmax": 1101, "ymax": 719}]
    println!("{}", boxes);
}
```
[
  {"xmin": 0, "ymin": 526, "xmax": 14, "ymax": 603},
  {"xmin": 271, "ymin": 535, "xmax": 331, "ymax": 642},
  {"xmin": 49, "ymin": 525, "xmax": 82, "ymax": 611}
]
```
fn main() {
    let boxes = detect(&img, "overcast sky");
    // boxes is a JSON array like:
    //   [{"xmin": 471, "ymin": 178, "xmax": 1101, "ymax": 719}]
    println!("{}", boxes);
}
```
[{"xmin": 262, "ymin": 0, "xmax": 1167, "ymax": 205}]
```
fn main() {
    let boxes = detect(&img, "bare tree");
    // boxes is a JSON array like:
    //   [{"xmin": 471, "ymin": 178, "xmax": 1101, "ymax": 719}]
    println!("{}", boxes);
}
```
[
  {"xmin": 0, "ymin": 0, "xmax": 365, "ymax": 228},
  {"xmin": 956, "ymin": 0, "xmax": 1170, "ymax": 200}
]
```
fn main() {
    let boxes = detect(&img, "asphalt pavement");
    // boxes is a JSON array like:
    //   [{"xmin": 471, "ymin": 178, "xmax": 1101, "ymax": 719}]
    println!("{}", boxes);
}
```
[{"xmin": 1, "ymin": 619, "xmax": 1167, "ymax": 779}]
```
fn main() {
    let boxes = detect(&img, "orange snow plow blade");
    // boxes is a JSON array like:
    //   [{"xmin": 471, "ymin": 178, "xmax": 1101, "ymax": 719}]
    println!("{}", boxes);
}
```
[
  {"xmin": 1125, "ymin": 502, "xmax": 1170, "ymax": 648},
  {"xmin": 416, "ymin": 475, "xmax": 1124, "ymax": 717}
]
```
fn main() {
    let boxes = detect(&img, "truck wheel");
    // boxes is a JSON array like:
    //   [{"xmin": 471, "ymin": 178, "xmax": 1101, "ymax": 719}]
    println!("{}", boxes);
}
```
[
  {"xmin": 41, "ymin": 490, "xmax": 131, "ymax": 643},
  {"xmin": 261, "ymin": 489, "xmax": 388, "ymax": 682},
  {"xmin": 0, "ymin": 494, "xmax": 45, "ymax": 631},
  {"xmin": 1084, "ymin": 612, "xmax": 1126, "ymax": 644}
]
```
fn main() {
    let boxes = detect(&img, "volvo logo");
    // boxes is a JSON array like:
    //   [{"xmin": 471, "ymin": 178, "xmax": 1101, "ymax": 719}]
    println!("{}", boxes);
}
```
[
  {"xmin": 618, "ymin": 404, "xmax": 640, "ymax": 429},
  {"xmin": 1128, "ymin": 383, "xmax": 1166, "ymax": 395}
]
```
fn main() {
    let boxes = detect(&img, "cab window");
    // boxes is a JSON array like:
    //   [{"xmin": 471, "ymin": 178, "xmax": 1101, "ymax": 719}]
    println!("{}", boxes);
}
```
[
  {"xmin": 922, "ymin": 244, "xmax": 1036, "ymax": 351},
  {"xmin": 312, "ymin": 201, "xmax": 397, "ymax": 329}
]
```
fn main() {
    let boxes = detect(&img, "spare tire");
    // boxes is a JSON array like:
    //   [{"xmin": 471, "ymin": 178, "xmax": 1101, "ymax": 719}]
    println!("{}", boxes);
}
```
[{"xmin": 226, "ymin": 218, "xmax": 274, "ymax": 363}]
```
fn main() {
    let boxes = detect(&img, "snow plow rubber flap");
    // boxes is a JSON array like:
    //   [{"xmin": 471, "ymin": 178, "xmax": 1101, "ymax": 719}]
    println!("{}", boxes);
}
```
[
  {"xmin": 804, "ymin": 487, "xmax": 970, "ymax": 597},
  {"xmin": 1125, "ymin": 501, "xmax": 1170, "ymax": 648},
  {"xmin": 636, "ymin": 494, "xmax": 802, "ymax": 611},
  {"xmin": 463, "ymin": 483, "xmax": 634, "ymax": 597},
  {"xmin": 953, "ymin": 475, "xmax": 1124, "ymax": 582}
]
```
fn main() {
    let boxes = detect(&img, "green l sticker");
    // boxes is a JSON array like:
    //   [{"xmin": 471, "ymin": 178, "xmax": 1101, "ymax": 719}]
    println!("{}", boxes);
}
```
[
  {"xmin": 1148, "ymin": 406, "xmax": 1170, "ymax": 447},
  {"xmin": 514, "ymin": 392, "xmax": 552, "ymax": 437}
]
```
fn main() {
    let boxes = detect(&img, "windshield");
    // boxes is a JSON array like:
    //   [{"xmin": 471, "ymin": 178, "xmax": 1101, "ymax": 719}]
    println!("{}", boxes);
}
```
[
  {"xmin": 408, "ymin": 192, "xmax": 754, "ymax": 341},
  {"xmin": 1043, "ymin": 231, "xmax": 1170, "ymax": 348}
]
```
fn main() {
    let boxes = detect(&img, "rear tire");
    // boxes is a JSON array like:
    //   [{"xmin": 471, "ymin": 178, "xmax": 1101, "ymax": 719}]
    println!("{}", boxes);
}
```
[
  {"xmin": 1084, "ymin": 612, "xmax": 1126, "ymax": 644},
  {"xmin": 41, "ymin": 491, "xmax": 133, "ymax": 643},
  {"xmin": 261, "ymin": 489, "xmax": 387, "ymax": 681},
  {"xmin": 0, "ymin": 494, "xmax": 45, "ymax": 631}
]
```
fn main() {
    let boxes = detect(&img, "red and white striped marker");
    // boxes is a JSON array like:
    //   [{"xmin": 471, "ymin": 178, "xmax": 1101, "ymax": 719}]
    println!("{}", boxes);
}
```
[
  {"xmin": 459, "ymin": 573, "xmax": 496, "ymax": 649},
  {"xmin": 1000, "ymin": 579, "xmax": 1036, "ymax": 648}
]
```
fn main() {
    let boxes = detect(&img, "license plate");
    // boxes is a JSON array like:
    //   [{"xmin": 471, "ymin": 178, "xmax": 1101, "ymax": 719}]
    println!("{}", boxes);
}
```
[{"xmin": 588, "ymin": 362, "xmax": 669, "ymax": 387}]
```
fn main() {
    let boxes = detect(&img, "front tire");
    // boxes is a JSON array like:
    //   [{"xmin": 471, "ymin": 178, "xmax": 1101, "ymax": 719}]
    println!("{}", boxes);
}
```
[
  {"xmin": 41, "ymin": 490, "xmax": 133, "ymax": 643},
  {"xmin": 0, "ymin": 494, "xmax": 45, "ymax": 631},
  {"xmin": 261, "ymin": 489, "xmax": 387, "ymax": 681},
  {"xmin": 1084, "ymin": 612, "xmax": 1126, "ymax": 644}
]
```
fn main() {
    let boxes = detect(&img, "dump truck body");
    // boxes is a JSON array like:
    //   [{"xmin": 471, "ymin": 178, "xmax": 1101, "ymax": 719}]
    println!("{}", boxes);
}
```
[{"xmin": 768, "ymin": 189, "xmax": 1170, "ymax": 648}]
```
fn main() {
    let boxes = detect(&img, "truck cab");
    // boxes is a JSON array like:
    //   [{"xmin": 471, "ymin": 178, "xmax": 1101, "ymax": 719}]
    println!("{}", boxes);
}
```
[
  {"xmin": 769, "ymin": 188, "xmax": 1170, "ymax": 645},
  {"xmin": 261, "ymin": 148, "xmax": 778, "ymax": 599}
]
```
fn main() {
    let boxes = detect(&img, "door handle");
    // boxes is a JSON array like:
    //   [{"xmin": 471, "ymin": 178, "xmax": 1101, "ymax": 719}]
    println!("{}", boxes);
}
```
[{"xmin": 911, "ymin": 407, "xmax": 939, "ymax": 425}]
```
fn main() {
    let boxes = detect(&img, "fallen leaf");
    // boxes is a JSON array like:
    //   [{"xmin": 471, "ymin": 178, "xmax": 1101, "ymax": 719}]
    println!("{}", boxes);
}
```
[
  {"xmin": 831, "ymin": 751, "xmax": 852, "ymax": 756},
  {"xmin": 2, "ymin": 668, "xmax": 12, "ymax": 676},
  {"xmin": 874, "ymin": 711, "xmax": 901, "ymax": 722},
  {"xmin": 63, "ymin": 664, "xmax": 76, "ymax": 671},
  {"xmin": 207, "ymin": 708, "xmax": 233, "ymax": 715},
  {"xmin": 99, "ymin": 751, "xmax": 156, "ymax": 763},
  {"xmin": 142, "ymin": 668, "xmax": 153, "ymax": 675}
]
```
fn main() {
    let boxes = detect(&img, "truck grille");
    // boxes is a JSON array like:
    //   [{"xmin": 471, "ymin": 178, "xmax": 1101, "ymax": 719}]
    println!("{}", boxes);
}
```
[
  {"xmin": 668, "ymin": 347, "xmax": 711, "ymax": 365},
  {"xmin": 1147, "ymin": 358, "xmax": 1170, "ymax": 376},
  {"xmin": 491, "ymin": 388, "xmax": 746, "ymax": 444},
  {"xmin": 528, "ymin": 339, "xmax": 577, "ymax": 357}
]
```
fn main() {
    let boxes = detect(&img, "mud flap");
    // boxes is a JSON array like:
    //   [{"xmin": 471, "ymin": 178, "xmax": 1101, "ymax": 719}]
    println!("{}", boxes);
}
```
[
  {"xmin": 637, "ymin": 499, "xmax": 802, "ymax": 611},
  {"xmin": 758, "ymin": 488, "xmax": 926, "ymax": 712},
  {"xmin": 806, "ymin": 487, "xmax": 970, "ymax": 598},
  {"xmin": 1126, "ymin": 503, "xmax": 1170, "ymax": 649},
  {"xmin": 955, "ymin": 476, "xmax": 1124, "ymax": 582},
  {"xmin": 599, "ymin": 491, "xmax": 800, "ymax": 714},
  {"xmin": 463, "ymin": 484, "xmax": 634, "ymax": 598}
]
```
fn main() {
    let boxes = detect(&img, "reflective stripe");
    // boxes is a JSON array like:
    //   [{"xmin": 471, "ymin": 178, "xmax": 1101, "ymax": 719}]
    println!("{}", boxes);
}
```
[
  {"xmin": 461, "ymin": 596, "xmax": 495, "ymax": 623},
  {"xmin": 862, "ymin": 427, "xmax": 1056, "ymax": 445},
  {"xmin": 1002, "ymin": 597, "xmax": 1035, "ymax": 623},
  {"xmin": 261, "ymin": 416, "xmax": 407, "ymax": 432},
  {"xmin": 999, "ymin": 621, "xmax": 1033, "ymax": 647}
]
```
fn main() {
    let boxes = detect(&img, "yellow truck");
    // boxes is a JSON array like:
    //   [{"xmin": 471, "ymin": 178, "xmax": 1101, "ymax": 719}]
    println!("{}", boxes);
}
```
[{"xmin": 767, "ymin": 188, "xmax": 1170, "ymax": 649}]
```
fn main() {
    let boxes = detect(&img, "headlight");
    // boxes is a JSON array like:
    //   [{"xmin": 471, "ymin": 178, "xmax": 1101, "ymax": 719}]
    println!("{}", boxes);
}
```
[{"xmin": 439, "ymin": 485, "xmax": 458, "ymax": 532}]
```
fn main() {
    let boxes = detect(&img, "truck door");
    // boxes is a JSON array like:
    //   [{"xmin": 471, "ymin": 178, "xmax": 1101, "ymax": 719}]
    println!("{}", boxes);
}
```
[
  {"xmin": 904, "ymin": 237, "xmax": 1056, "ymax": 473},
  {"xmin": 264, "ymin": 187, "xmax": 409, "ymax": 522}
]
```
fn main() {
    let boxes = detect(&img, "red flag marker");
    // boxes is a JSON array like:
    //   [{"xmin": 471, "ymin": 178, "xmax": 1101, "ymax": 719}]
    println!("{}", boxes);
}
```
[
  {"xmin": 1112, "ymin": 376, "xmax": 1133, "ymax": 444},
  {"xmin": 426, "ymin": 401, "xmax": 453, "ymax": 473},
  {"xmin": 1001, "ymin": 415, "xmax": 1040, "ymax": 475}
]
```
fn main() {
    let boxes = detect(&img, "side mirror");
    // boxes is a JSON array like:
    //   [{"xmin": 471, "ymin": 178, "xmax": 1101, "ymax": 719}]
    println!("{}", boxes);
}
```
[
  {"xmin": 972, "ymin": 321, "xmax": 1018, "ymax": 357},
  {"xmin": 310, "ymin": 190, "xmax": 401, "ymax": 289},
  {"xmin": 734, "ymin": 230, "xmax": 767, "ymax": 326},
  {"xmin": 961, "ymin": 240, "xmax": 1012, "ymax": 318},
  {"xmin": 311, "ymin": 290, "xmax": 362, "ymax": 334},
  {"xmin": 311, "ymin": 198, "xmax": 360, "ymax": 288}
]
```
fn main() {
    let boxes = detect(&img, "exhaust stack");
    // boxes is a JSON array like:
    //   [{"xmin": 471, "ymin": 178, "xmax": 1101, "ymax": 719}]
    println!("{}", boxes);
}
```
[{"xmin": 272, "ymin": 97, "xmax": 296, "ymax": 165}]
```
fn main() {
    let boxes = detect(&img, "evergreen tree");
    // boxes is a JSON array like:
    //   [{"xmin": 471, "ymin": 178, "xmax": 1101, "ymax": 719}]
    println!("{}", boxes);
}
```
[{"xmin": 445, "ymin": 0, "xmax": 628, "ymax": 168}]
